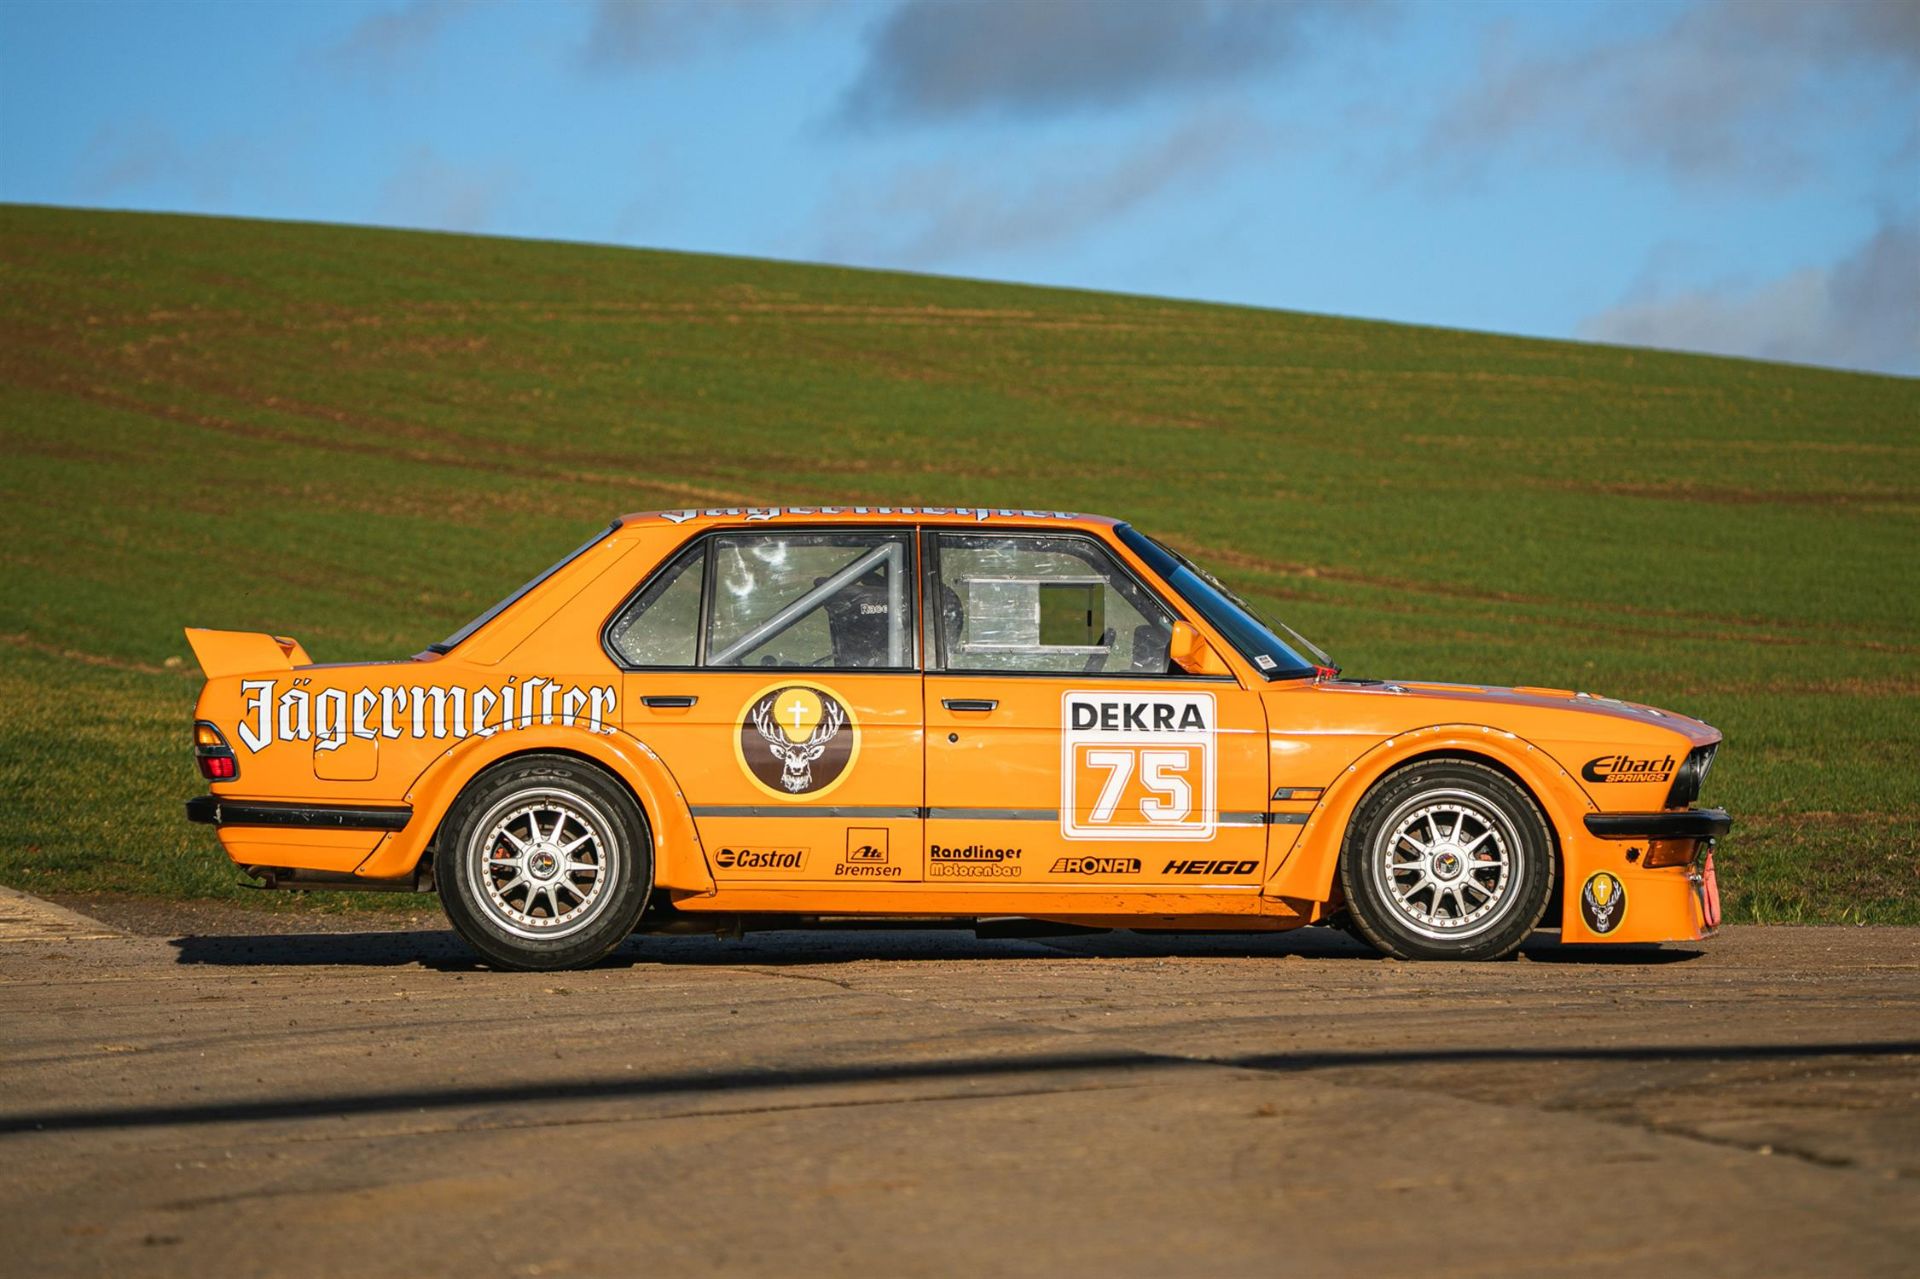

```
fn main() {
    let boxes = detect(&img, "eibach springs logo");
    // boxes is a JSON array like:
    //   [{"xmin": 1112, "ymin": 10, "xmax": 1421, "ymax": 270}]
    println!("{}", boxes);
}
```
[{"xmin": 1581, "ymin": 753, "xmax": 1675, "ymax": 784}]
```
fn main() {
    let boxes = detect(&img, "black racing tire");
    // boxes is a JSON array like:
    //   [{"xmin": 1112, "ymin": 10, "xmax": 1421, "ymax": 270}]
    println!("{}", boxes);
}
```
[
  {"xmin": 436, "ymin": 754, "xmax": 652, "ymax": 971},
  {"xmin": 1337, "ymin": 758, "xmax": 1554, "ymax": 961}
]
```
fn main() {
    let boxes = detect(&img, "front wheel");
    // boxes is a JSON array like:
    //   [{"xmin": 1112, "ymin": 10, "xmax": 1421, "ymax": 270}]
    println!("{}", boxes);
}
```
[
  {"xmin": 437, "ymin": 755, "xmax": 652, "ymax": 971},
  {"xmin": 1338, "ymin": 759, "xmax": 1554, "ymax": 961}
]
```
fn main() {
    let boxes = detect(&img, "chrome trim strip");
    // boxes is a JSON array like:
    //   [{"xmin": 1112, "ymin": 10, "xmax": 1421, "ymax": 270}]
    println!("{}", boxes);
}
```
[
  {"xmin": 928, "ymin": 808, "xmax": 1058, "ymax": 821},
  {"xmin": 689, "ymin": 805, "xmax": 922, "ymax": 819},
  {"xmin": 688, "ymin": 806, "xmax": 1312, "ymax": 826}
]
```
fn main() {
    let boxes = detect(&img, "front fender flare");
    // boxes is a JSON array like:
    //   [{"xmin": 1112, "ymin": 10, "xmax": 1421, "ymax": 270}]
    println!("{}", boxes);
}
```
[
  {"xmin": 1262, "ymin": 724, "xmax": 1596, "ymax": 903},
  {"xmin": 353, "ymin": 727, "xmax": 715, "ymax": 893}
]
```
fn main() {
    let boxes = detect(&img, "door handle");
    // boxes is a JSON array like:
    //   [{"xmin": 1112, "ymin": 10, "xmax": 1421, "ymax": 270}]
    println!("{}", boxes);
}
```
[
  {"xmin": 942, "ymin": 698, "xmax": 998, "ymax": 712},
  {"xmin": 641, "ymin": 695, "xmax": 698, "ymax": 709}
]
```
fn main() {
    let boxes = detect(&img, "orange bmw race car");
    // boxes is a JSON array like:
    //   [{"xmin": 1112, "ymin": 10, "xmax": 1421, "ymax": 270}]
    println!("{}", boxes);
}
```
[{"xmin": 185, "ymin": 507, "xmax": 1728, "ymax": 970}]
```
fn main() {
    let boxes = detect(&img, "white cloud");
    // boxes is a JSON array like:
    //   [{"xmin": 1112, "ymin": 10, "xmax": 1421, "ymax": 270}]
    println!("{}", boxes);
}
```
[
  {"xmin": 813, "ymin": 111, "xmax": 1275, "ymax": 267},
  {"xmin": 581, "ymin": 0, "xmax": 838, "ymax": 70},
  {"xmin": 838, "ymin": 0, "xmax": 1389, "ymax": 126},
  {"xmin": 1431, "ymin": 0, "xmax": 1919, "ymax": 187},
  {"xmin": 326, "ymin": 0, "xmax": 478, "ymax": 78},
  {"xmin": 76, "ymin": 122, "xmax": 267, "ymax": 203},
  {"xmin": 379, "ymin": 147, "xmax": 518, "ymax": 233},
  {"xmin": 1580, "ymin": 216, "xmax": 1920, "ymax": 375}
]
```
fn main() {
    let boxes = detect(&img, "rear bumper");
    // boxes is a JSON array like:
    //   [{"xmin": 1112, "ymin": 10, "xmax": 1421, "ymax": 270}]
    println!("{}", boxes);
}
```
[
  {"xmin": 1583, "ymin": 808, "xmax": 1731, "ymax": 840},
  {"xmin": 185, "ymin": 795, "xmax": 413, "ymax": 832}
]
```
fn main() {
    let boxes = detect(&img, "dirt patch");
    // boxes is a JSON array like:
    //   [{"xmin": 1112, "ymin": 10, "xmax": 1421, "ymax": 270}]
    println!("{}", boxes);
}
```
[
  {"xmin": 46, "ymin": 892, "xmax": 443, "ymax": 938},
  {"xmin": 1, "ymin": 632, "xmax": 192, "ymax": 679}
]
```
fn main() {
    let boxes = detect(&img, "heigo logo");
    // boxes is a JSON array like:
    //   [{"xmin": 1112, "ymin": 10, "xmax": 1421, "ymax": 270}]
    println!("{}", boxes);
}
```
[
  {"xmin": 1162, "ymin": 859, "xmax": 1259, "ymax": 876},
  {"xmin": 715, "ymin": 847, "xmax": 807, "ymax": 872},
  {"xmin": 1581, "ymin": 753, "xmax": 1675, "ymax": 784},
  {"xmin": 1050, "ymin": 856, "xmax": 1142, "ymax": 875}
]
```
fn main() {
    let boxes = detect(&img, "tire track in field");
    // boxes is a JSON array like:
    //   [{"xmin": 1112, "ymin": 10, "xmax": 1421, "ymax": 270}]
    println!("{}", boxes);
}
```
[
  {"xmin": 1, "ymin": 632, "xmax": 190, "ymax": 678},
  {"xmin": 1166, "ymin": 537, "xmax": 1919, "ymax": 653}
]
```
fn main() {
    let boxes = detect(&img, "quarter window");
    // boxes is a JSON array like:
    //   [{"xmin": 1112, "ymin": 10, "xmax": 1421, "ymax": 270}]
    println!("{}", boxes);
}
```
[
  {"xmin": 934, "ymin": 533, "xmax": 1174, "ymax": 675},
  {"xmin": 606, "ymin": 544, "xmax": 704, "ymax": 667}
]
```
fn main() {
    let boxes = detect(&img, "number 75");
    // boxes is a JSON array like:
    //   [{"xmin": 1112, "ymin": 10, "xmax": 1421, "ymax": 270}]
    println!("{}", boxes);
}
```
[{"xmin": 1083, "ymin": 747, "xmax": 1193, "ymax": 825}]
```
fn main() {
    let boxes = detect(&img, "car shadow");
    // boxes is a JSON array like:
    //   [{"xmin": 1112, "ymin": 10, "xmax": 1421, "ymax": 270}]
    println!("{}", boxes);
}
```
[
  {"xmin": 8, "ymin": 1034, "xmax": 1913, "ymax": 1138},
  {"xmin": 166, "ymin": 927, "xmax": 1703, "ymax": 970}
]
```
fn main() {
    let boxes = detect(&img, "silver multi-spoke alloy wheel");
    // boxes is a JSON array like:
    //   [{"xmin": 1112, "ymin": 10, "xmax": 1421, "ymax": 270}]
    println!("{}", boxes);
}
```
[
  {"xmin": 1338, "ymin": 759, "xmax": 1554, "ymax": 961},
  {"xmin": 1369, "ymin": 789, "xmax": 1517, "ymax": 941},
  {"xmin": 466, "ymin": 788, "xmax": 622, "ymax": 941},
  {"xmin": 438, "ymin": 755, "xmax": 652, "ymax": 970}
]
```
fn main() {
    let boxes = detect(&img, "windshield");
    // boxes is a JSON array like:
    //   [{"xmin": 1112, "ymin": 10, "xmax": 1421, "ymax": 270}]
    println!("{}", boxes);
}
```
[
  {"xmin": 1115, "ymin": 524, "xmax": 1329, "ymax": 681},
  {"xmin": 429, "ymin": 523, "xmax": 618, "ymax": 654}
]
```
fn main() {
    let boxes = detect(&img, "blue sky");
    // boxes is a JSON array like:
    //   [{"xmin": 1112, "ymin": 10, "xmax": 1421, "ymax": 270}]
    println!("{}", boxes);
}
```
[{"xmin": 3, "ymin": 0, "xmax": 1915, "ymax": 374}]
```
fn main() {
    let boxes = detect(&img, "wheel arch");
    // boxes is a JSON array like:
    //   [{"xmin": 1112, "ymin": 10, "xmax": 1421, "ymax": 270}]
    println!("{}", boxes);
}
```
[
  {"xmin": 354, "ymin": 727, "xmax": 715, "ymax": 893},
  {"xmin": 1264, "ymin": 725, "xmax": 1589, "ymax": 910}
]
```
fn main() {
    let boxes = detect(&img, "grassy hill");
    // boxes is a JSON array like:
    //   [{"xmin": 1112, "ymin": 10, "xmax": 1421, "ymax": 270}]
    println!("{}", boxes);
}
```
[{"xmin": 2, "ymin": 204, "xmax": 1915, "ymax": 921}]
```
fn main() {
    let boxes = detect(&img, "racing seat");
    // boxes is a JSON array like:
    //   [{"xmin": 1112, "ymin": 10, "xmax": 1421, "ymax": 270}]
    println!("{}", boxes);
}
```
[{"xmin": 821, "ymin": 570, "xmax": 892, "ymax": 667}]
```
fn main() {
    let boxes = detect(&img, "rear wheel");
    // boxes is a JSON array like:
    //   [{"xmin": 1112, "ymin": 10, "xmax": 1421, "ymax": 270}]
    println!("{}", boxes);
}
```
[
  {"xmin": 436, "ymin": 755, "xmax": 651, "ymax": 971},
  {"xmin": 1338, "ymin": 759, "xmax": 1553, "ymax": 961}
]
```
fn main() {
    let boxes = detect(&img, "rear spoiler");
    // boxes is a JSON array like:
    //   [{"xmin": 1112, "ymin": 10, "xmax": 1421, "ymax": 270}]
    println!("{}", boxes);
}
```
[{"xmin": 184, "ymin": 628, "xmax": 312, "ymax": 679}]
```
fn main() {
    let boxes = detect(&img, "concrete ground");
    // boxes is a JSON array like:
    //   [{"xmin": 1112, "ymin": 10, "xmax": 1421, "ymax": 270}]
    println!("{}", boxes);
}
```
[{"xmin": 1, "ymin": 901, "xmax": 1915, "ymax": 1277}]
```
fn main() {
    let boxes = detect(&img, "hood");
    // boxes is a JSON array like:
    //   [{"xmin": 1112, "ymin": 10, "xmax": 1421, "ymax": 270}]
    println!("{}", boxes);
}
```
[
  {"xmin": 1335, "ymin": 680, "xmax": 1717, "ymax": 740},
  {"xmin": 1264, "ymin": 677, "xmax": 1722, "ymax": 809}
]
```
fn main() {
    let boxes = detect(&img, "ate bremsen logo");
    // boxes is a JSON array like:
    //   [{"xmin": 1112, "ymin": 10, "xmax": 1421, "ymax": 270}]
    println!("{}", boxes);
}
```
[
  {"xmin": 838, "ymin": 828, "xmax": 898, "ymax": 878},
  {"xmin": 1580, "ymin": 871, "xmax": 1627, "ymax": 934},
  {"xmin": 737, "ymin": 684, "xmax": 857, "ymax": 798}
]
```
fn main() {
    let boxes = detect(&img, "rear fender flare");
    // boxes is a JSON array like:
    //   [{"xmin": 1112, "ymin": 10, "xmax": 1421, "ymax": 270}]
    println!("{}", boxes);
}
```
[
  {"xmin": 354, "ymin": 727, "xmax": 714, "ymax": 892},
  {"xmin": 1263, "ymin": 724, "xmax": 1593, "ymax": 904}
]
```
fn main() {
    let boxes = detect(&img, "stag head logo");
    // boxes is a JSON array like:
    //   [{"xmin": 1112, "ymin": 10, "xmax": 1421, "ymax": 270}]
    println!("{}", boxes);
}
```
[
  {"xmin": 739, "ymin": 685, "xmax": 854, "ymax": 796},
  {"xmin": 1580, "ymin": 872, "xmax": 1626, "ymax": 935}
]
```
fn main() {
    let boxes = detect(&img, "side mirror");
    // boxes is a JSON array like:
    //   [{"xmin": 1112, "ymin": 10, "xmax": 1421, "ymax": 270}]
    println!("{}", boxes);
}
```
[{"xmin": 1168, "ymin": 621, "xmax": 1232, "ymax": 677}]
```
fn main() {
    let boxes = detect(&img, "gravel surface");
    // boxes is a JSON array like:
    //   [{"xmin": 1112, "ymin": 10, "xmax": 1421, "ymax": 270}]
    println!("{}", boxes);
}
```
[{"xmin": 2, "ymin": 906, "xmax": 1915, "ymax": 1276}]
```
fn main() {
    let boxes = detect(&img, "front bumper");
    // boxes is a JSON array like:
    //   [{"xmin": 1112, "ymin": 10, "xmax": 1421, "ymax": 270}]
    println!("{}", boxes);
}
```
[
  {"xmin": 1559, "ymin": 808, "xmax": 1727, "ymax": 943},
  {"xmin": 1583, "ymin": 808, "xmax": 1732, "ymax": 840}
]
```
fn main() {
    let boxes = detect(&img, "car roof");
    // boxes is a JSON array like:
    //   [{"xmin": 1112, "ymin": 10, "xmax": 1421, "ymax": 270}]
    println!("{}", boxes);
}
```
[{"xmin": 615, "ymin": 506, "xmax": 1122, "ymax": 533}]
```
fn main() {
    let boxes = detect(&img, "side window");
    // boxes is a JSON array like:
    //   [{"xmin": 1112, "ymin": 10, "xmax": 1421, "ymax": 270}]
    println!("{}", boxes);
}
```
[
  {"xmin": 607, "ymin": 544, "xmax": 704, "ymax": 667},
  {"xmin": 707, "ymin": 532, "xmax": 913, "ymax": 669},
  {"xmin": 935, "ymin": 534, "xmax": 1174, "ymax": 675}
]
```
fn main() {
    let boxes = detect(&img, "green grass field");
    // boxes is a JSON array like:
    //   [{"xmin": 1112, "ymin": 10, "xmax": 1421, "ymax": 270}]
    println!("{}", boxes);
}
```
[{"xmin": 3, "ymin": 204, "xmax": 1915, "ymax": 921}]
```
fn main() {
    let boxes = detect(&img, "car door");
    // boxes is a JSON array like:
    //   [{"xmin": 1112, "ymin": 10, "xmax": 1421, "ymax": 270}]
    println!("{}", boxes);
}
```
[
  {"xmin": 922, "ymin": 529, "xmax": 1268, "ymax": 890},
  {"xmin": 606, "ymin": 527, "xmax": 924, "ymax": 885}
]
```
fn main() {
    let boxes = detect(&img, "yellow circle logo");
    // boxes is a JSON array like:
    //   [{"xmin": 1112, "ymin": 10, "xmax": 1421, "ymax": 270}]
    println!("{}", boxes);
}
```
[
  {"xmin": 1580, "ymin": 871, "xmax": 1627, "ymax": 935},
  {"xmin": 735, "ymin": 683, "xmax": 859, "ymax": 799}
]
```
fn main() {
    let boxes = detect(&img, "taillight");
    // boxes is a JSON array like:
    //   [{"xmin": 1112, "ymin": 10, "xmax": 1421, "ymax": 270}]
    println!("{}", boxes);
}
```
[{"xmin": 194, "ymin": 721, "xmax": 238, "ymax": 781}]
